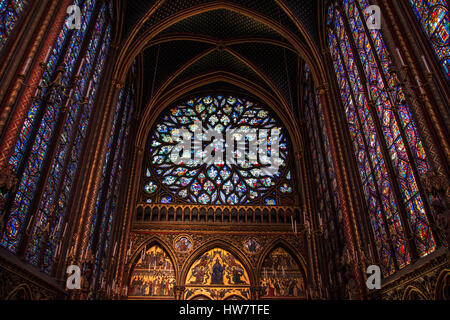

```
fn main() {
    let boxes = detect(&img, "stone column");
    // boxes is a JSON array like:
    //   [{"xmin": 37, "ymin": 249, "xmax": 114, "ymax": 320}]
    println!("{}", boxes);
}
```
[{"xmin": 317, "ymin": 84, "xmax": 366, "ymax": 299}]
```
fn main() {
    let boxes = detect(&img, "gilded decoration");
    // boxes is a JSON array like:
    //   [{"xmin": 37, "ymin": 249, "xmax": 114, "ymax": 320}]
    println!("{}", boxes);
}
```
[
  {"xmin": 174, "ymin": 235, "xmax": 193, "ymax": 254},
  {"xmin": 184, "ymin": 248, "xmax": 251, "ymax": 300},
  {"xmin": 128, "ymin": 232, "xmax": 306, "ymax": 270},
  {"xmin": 125, "ymin": 231, "xmax": 307, "ymax": 300},
  {"xmin": 371, "ymin": 250, "xmax": 449, "ymax": 300},
  {"xmin": 128, "ymin": 245, "xmax": 176, "ymax": 298},
  {"xmin": 260, "ymin": 247, "xmax": 306, "ymax": 299}
]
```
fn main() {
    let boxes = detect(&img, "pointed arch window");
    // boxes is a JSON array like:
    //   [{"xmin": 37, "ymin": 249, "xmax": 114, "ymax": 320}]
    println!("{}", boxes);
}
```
[
  {"xmin": 260, "ymin": 246, "xmax": 305, "ymax": 298},
  {"xmin": 407, "ymin": 0, "xmax": 449, "ymax": 78},
  {"xmin": 89, "ymin": 65, "xmax": 136, "ymax": 294},
  {"xmin": 0, "ymin": 1, "xmax": 114, "ymax": 275},
  {"xmin": 0, "ymin": 0, "xmax": 26, "ymax": 51},
  {"xmin": 327, "ymin": 0, "xmax": 436, "ymax": 276}
]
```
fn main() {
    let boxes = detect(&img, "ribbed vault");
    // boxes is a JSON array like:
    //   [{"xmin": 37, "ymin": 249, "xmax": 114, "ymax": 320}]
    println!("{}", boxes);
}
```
[{"xmin": 114, "ymin": 0, "xmax": 326, "ymax": 152}]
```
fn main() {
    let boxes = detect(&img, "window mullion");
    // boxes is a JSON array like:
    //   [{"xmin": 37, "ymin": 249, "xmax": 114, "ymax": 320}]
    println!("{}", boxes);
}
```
[
  {"xmin": 16, "ymin": 1, "xmax": 101, "ymax": 261},
  {"xmin": 94, "ymin": 95, "xmax": 133, "ymax": 295},
  {"xmin": 306, "ymin": 83, "xmax": 341, "ymax": 292},
  {"xmin": 0, "ymin": 29, "xmax": 77, "ymax": 227},
  {"xmin": 331, "ymin": 24, "xmax": 401, "ymax": 271},
  {"xmin": 353, "ymin": 0, "xmax": 439, "ymax": 250},
  {"xmin": 37, "ymin": 15, "xmax": 109, "ymax": 271},
  {"xmin": 310, "ymin": 85, "xmax": 343, "ymax": 249},
  {"xmin": 90, "ymin": 85, "xmax": 128, "ymax": 257},
  {"xmin": 0, "ymin": 0, "xmax": 87, "ymax": 236},
  {"xmin": 336, "ymin": 0, "xmax": 420, "ymax": 261}
]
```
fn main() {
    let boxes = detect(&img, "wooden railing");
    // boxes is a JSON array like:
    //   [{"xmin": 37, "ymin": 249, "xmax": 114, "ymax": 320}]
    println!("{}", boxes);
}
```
[{"xmin": 135, "ymin": 203, "xmax": 302, "ymax": 225}]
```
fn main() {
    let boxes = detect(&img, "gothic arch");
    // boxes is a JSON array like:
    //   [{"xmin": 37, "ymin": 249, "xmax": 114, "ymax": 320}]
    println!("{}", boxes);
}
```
[
  {"xmin": 180, "ymin": 239, "xmax": 255, "ymax": 287},
  {"xmin": 140, "ymin": 46, "xmax": 297, "ymax": 129},
  {"xmin": 257, "ymin": 239, "xmax": 308, "ymax": 299},
  {"xmin": 6, "ymin": 283, "xmax": 33, "ymax": 300},
  {"xmin": 257, "ymin": 238, "xmax": 308, "ymax": 283},
  {"xmin": 136, "ymin": 71, "xmax": 303, "ymax": 157},
  {"xmin": 434, "ymin": 269, "xmax": 450, "ymax": 300},
  {"xmin": 122, "ymin": 0, "xmax": 321, "ymax": 69},
  {"xmin": 131, "ymin": 74, "xmax": 303, "ymax": 209},
  {"xmin": 402, "ymin": 286, "xmax": 428, "ymax": 300},
  {"xmin": 126, "ymin": 236, "xmax": 179, "ymax": 287},
  {"xmin": 114, "ymin": 1, "xmax": 327, "ymax": 88}
]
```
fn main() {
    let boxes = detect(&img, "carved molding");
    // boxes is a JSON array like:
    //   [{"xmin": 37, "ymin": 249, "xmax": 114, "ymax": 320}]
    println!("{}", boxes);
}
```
[
  {"xmin": 0, "ymin": 253, "xmax": 66, "ymax": 300},
  {"xmin": 371, "ymin": 250, "xmax": 448, "ymax": 300}
]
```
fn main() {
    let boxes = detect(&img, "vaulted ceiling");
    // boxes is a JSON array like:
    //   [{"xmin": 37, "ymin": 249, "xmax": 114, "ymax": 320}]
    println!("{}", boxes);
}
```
[{"xmin": 116, "ymin": 0, "xmax": 323, "ymax": 117}]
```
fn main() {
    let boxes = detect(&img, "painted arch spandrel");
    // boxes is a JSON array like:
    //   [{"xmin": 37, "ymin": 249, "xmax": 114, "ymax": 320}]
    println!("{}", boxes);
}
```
[
  {"xmin": 260, "ymin": 247, "xmax": 306, "ymax": 299},
  {"xmin": 184, "ymin": 248, "xmax": 251, "ymax": 300},
  {"xmin": 129, "ymin": 245, "xmax": 176, "ymax": 298}
]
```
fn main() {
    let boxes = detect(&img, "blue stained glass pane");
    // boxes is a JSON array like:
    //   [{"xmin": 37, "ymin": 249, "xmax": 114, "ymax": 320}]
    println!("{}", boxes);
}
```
[
  {"xmin": 353, "ymin": 0, "xmax": 435, "ymax": 257},
  {"xmin": 408, "ymin": 0, "xmax": 450, "ymax": 78},
  {"xmin": 1, "ymin": 0, "xmax": 96, "ymax": 253},
  {"xmin": 328, "ymin": 4, "xmax": 405, "ymax": 275},
  {"xmin": 0, "ymin": 0, "xmax": 25, "ymax": 51},
  {"xmin": 37, "ymin": 19, "xmax": 112, "ymax": 273},
  {"xmin": 327, "ymin": 1, "xmax": 436, "ymax": 275}
]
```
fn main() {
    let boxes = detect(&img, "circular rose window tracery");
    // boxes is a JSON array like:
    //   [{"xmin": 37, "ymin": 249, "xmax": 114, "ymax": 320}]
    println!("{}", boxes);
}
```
[{"xmin": 143, "ymin": 95, "xmax": 294, "ymax": 206}]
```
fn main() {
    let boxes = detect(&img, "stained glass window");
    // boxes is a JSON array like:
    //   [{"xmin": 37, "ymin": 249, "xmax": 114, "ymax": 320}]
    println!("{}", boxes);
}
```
[
  {"xmin": 303, "ymin": 65, "xmax": 344, "ymax": 282},
  {"xmin": 91, "ymin": 76, "xmax": 135, "ymax": 294},
  {"xmin": 327, "ymin": 0, "xmax": 436, "ymax": 276},
  {"xmin": 408, "ymin": 0, "xmax": 450, "ymax": 78},
  {"xmin": 1, "ymin": 0, "xmax": 96, "ymax": 253},
  {"xmin": 144, "ymin": 95, "xmax": 293, "ymax": 206},
  {"xmin": 1, "ymin": 1, "xmax": 114, "ymax": 276},
  {"xmin": 0, "ymin": 0, "xmax": 25, "ymax": 51}
]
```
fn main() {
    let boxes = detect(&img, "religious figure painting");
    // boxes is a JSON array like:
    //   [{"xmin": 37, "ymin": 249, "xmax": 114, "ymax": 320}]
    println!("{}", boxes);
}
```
[
  {"xmin": 260, "ymin": 247, "xmax": 305, "ymax": 299},
  {"xmin": 244, "ymin": 238, "xmax": 261, "ymax": 254},
  {"xmin": 185, "ymin": 248, "xmax": 251, "ymax": 300},
  {"xmin": 186, "ymin": 248, "xmax": 249, "ymax": 286},
  {"xmin": 128, "ymin": 245, "xmax": 176, "ymax": 298},
  {"xmin": 174, "ymin": 236, "xmax": 193, "ymax": 253}
]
